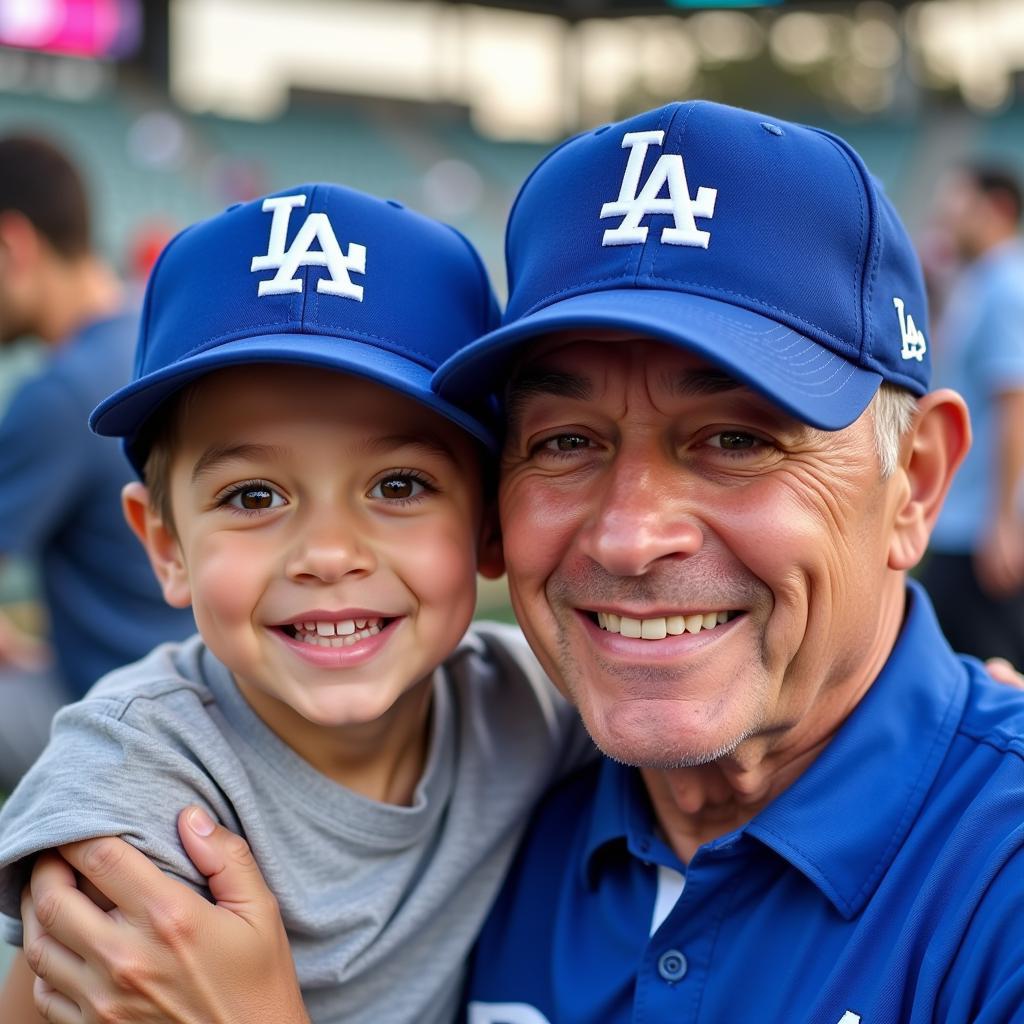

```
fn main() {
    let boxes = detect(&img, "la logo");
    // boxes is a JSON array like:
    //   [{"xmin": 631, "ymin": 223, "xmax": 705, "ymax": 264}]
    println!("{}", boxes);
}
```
[
  {"xmin": 893, "ymin": 296, "xmax": 926, "ymax": 362},
  {"xmin": 600, "ymin": 130, "xmax": 718, "ymax": 249},
  {"xmin": 250, "ymin": 194, "xmax": 366, "ymax": 301}
]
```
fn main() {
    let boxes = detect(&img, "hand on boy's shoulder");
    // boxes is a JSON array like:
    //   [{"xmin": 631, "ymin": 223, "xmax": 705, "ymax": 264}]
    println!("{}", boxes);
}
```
[
  {"xmin": 23, "ymin": 809, "xmax": 310, "ymax": 1024},
  {"xmin": 986, "ymin": 657, "xmax": 1024, "ymax": 689}
]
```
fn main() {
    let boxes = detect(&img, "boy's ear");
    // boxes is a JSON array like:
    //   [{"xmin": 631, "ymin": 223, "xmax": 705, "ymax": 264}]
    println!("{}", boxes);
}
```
[
  {"xmin": 888, "ymin": 389, "xmax": 971, "ymax": 572},
  {"xmin": 476, "ymin": 502, "xmax": 505, "ymax": 580},
  {"xmin": 122, "ymin": 481, "xmax": 192, "ymax": 608}
]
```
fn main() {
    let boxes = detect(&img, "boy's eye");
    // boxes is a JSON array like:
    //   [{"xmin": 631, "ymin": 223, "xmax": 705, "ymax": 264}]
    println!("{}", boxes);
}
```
[
  {"xmin": 227, "ymin": 485, "xmax": 286, "ymax": 510},
  {"xmin": 369, "ymin": 474, "xmax": 428, "ymax": 501}
]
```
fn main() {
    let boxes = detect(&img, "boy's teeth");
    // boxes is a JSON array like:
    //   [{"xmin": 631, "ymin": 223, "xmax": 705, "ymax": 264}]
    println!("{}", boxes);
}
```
[
  {"xmin": 596, "ymin": 610, "xmax": 732, "ymax": 640},
  {"xmin": 292, "ymin": 618, "xmax": 383, "ymax": 647}
]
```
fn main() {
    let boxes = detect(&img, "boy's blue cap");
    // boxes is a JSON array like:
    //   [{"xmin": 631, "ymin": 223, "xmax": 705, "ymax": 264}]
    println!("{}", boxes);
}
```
[
  {"xmin": 91, "ymin": 183, "xmax": 500, "ymax": 470},
  {"xmin": 434, "ymin": 101, "xmax": 931, "ymax": 430}
]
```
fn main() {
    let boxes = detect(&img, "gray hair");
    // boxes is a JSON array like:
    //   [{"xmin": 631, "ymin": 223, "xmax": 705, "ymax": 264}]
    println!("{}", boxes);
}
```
[{"xmin": 872, "ymin": 382, "xmax": 919, "ymax": 478}]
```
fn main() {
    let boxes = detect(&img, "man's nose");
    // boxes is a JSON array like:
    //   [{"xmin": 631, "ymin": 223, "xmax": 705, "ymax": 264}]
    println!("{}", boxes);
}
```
[
  {"xmin": 285, "ymin": 505, "xmax": 377, "ymax": 583},
  {"xmin": 577, "ymin": 451, "xmax": 703, "ymax": 577}
]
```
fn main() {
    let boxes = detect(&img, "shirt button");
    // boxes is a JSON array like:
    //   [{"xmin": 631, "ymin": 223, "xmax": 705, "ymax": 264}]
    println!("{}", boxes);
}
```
[{"xmin": 657, "ymin": 949, "xmax": 688, "ymax": 983}]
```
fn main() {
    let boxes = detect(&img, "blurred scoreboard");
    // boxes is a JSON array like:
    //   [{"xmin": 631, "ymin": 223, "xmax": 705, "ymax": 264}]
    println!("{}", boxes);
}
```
[{"xmin": 0, "ymin": 0, "xmax": 141, "ymax": 59}]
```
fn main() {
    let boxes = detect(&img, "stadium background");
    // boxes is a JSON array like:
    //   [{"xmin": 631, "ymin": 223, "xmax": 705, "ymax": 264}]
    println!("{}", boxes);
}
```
[{"xmin": 1, "ymin": 0, "xmax": 1023, "ymax": 982}]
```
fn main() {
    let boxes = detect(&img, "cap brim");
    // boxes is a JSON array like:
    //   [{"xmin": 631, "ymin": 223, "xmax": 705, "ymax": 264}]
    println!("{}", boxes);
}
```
[
  {"xmin": 91, "ymin": 332, "xmax": 497, "ymax": 453},
  {"xmin": 434, "ymin": 289, "xmax": 882, "ymax": 431}
]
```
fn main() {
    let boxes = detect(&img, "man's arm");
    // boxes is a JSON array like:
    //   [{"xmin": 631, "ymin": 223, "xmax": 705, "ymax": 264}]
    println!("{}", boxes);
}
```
[{"xmin": 24, "ymin": 808, "xmax": 310, "ymax": 1024}]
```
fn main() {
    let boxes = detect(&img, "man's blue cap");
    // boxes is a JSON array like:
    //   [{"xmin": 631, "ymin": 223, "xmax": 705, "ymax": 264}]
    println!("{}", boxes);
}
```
[
  {"xmin": 91, "ymin": 183, "xmax": 501, "ymax": 471},
  {"xmin": 434, "ymin": 101, "xmax": 931, "ymax": 430}
]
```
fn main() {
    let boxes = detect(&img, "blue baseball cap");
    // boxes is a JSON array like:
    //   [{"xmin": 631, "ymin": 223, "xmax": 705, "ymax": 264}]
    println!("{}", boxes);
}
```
[
  {"xmin": 434, "ymin": 101, "xmax": 931, "ymax": 430},
  {"xmin": 91, "ymin": 183, "xmax": 501, "ymax": 471}
]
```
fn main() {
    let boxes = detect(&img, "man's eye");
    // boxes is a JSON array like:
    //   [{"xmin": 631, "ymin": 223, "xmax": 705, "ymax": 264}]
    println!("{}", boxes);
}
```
[
  {"xmin": 546, "ymin": 434, "xmax": 590, "ymax": 452},
  {"xmin": 226, "ymin": 485, "xmax": 286, "ymax": 510},
  {"xmin": 707, "ymin": 431, "xmax": 761, "ymax": 451},
  {"xmin": 369, "ymin": 475, "xmax": 428, "ymax": 501}
]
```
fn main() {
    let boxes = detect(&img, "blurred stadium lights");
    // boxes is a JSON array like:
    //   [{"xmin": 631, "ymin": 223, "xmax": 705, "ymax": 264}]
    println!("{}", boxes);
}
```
[
  {"xmin": 2, "ymin": 0, "xmax": 1024, "ymax": 137},
  {"xmin": 162, "ymin": 0, "xmax": 1024, "ymax": 138}
]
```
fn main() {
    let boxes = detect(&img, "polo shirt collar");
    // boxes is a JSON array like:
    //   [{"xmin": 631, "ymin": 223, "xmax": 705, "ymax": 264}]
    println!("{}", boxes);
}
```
[
  {"xmin": 580, "ymin": 754, "xmax": 654, "ymax": 888},
  {"xmin": 581, "ymin": 581, "xmax": 970, "ymax": 918},
  {"xmin": 748, "ymin": 580, "xmax": 968, "ymax": 918}
]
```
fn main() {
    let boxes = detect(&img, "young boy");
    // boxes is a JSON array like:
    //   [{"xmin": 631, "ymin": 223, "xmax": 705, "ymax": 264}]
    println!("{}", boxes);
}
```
[{"xmin": 0, "ymin": 184, "xmax": 591, "ymax": 1023}]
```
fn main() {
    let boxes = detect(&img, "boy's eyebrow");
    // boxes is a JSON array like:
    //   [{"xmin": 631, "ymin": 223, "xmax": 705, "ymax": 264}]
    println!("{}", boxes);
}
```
[
  {"xmin": 362, "ymin": 434, "xmax": 459, "ymax": 463},
  {"xmin": 191, "ymin": 443, "xmax": 287, "ymax": 482}
]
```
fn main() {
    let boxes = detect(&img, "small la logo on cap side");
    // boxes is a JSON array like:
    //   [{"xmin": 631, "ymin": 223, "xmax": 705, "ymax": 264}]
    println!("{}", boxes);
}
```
[
  {"xmin": 600, "ymin": 130, "xmax": 718, "ymax": 249},
  {"xmin": 250, "ymin": 194, "xmax": 367, "ymax": 301},
  {"xmin": 893, "ymin": 296, "xmax": 926, "ymax": 362}
]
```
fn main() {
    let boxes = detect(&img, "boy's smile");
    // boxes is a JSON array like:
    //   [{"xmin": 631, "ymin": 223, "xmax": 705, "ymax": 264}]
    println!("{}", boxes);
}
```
[{"xmin": 130, "ymin": 363, "xmax": 498, "ymax": 783}]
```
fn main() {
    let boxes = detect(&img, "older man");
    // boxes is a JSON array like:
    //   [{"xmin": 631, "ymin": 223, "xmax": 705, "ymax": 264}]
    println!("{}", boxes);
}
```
[
  {"xmin": 434, "ymin": 102, "xmax": 1021, "ymax": 1023},
  {"xmin": 13, "ymin": 103, "xmax": 1024, "ymax": 1024}
]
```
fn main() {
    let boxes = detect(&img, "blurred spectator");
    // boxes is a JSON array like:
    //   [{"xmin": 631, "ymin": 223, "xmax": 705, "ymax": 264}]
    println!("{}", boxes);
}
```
[
  {"xmin": 921, "ymin": 162, "xmax": 1024, "ymax": 663},
  {"xmin": 0, "ymin": 135, "xmax": 194, "ymax": 792}
]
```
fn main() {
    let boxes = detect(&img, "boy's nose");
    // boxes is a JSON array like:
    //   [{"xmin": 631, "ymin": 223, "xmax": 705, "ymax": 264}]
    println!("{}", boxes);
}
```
[{"xmin": 285, "ymin": 511, "xmax": 377, "ymax": 583}]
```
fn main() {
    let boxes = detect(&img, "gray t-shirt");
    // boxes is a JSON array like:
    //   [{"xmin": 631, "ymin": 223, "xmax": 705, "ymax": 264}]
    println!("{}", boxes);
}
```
[{"xmin": 0, "ymin": 624, "xmax": 593, "ymax": 1024}]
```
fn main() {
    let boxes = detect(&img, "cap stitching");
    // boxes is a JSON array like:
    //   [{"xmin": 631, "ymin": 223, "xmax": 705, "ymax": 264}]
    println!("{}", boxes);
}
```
[
  {"xmin": 815, "ymin": 131, "xmax": 871, "ymax": 361},
  {"xmin": 446, "ymin": 222, "xmax": 500, "ymax": 334},
  {"xmin": 162, "ymin": 321, "xmax": 440, "ymax": 371},
  {"xmin": 298, "ymin": 184, "xmax": 317, "ymax": 330},
  {"xmin": 136, "ymin": 221, "xmax": 204, "ymax": 377},
  {"xmin": 514, "ymin": 275, "xmax": 855, "ymax": 354},
  {"xmin": 506, "ymin": 128, "xmax": 590, "ymax": 297},
  {"xmin": 634, "ymin": 102, "xmax": 691, "ymax": 288},
  {"xmin": 645, "ymin": 102, "xmax": 696, "ymax": 285}
]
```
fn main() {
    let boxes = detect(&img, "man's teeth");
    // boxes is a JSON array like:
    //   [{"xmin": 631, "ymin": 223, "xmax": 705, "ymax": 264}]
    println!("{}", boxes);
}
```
[
  {"xmin": 597, "ymin": 610, "xmax": 730, "ymax": 639},
  {"xmin": 294, "ymin": 619, "xmax": 383, "ymax": 647}
]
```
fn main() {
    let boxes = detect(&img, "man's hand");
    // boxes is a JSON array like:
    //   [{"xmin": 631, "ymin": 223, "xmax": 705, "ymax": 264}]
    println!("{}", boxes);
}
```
[{"xmin": 23, "ymin": 807, "xmax": 310, "ymax": 1024}]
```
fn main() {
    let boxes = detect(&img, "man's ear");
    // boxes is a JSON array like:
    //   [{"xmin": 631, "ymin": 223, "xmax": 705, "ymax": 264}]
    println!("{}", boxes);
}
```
[
  {"xmin": 476, "ymin": 502, "xmax": 505, "ymax": 580},
  {"xmin": 888, "ymin": 388, "xmax": 971, "ymax": 571},
  {"xmin": 122, "ymin": 481, "xmax": 192, "ymax": 608}
]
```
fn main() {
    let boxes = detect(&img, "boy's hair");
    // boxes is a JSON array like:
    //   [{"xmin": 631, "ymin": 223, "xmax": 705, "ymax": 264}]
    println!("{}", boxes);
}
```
[
  {"xmin": 136, "ymin": 394, "xmax": 190, "ymax": 534},
  {"xmin": 0, "ymin": 135, "xmax": 91, "ymax": 257}
]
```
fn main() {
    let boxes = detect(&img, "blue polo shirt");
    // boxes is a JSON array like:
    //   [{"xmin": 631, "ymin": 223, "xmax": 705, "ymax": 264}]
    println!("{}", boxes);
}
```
[{"xmin": 467, "ymin": 582, "xmax": 1024, "ymax": 1024}]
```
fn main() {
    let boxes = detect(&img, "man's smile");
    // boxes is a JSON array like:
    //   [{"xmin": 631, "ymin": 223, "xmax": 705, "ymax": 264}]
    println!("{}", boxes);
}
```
[{"xmin": 590, "ymin": 609, "xmax": 739, "ymax": 639}]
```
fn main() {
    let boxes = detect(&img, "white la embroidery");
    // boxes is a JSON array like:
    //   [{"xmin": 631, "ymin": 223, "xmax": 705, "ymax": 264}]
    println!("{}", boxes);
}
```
[
  {"xmin": 250, "ymin": 194, "xmax": 367, "ymax": 300},
  {"xmin": 893, "ymin": 296, "xmax": 927, "ymax": 362},
  {"xmin": 835, "ymin": 1013, "xmax": 862, "ymax": 1024},
  {"xmin": 600, "ymin": 130, "xmax": 718, "ymax": 249}
]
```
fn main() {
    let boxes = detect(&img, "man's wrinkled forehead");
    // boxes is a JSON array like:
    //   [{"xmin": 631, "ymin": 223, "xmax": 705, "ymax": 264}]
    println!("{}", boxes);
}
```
[{"xmin": 505, "ymin": 331, "xmax": 778, "ymax": 425}]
